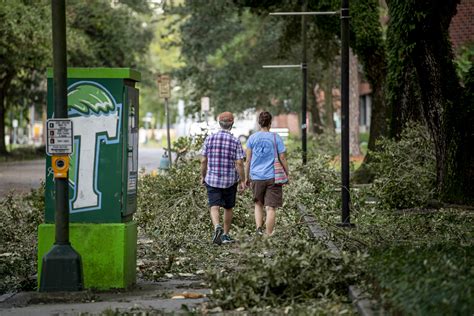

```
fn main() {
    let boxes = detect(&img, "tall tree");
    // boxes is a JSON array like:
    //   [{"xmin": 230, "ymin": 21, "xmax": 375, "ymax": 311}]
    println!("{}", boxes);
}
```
[
  {"xmin": 349, "ymin": 0, "xmax": 389, "ymax": 181},
  {"xmin": 0, "ymin": 1, "xmax": 50, "ymax": 155},
  {"xmin": 0, "ymin": 0, "xmax": 154, "ymax": 156},
  {"xmin": 235, "ymin": 0, "xmax": 389, "ymax": 177},
  {"xmin": 386, "ymin": 0, "xmax": 473, "ymax": 203},
  {"xmin": 172, "ymin": 0, "xmax": 302, "ymax": 115}
]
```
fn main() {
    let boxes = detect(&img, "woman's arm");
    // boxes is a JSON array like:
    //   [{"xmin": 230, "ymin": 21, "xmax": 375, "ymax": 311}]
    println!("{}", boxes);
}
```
[{"xmin": 279, "ymin": 152, "xmax": 289, "ymax": 178}]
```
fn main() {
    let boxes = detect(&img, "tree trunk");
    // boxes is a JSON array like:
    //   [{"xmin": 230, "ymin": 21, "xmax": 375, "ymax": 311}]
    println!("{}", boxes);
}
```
[
  {"xmin": 308, "ymin": 72, "xmax": 324, "ymax": 134},
  {"xmin": 352, "ymin": 51, "xmax": 388, "ymax": 182},
  {"xmin": 350, "ymin": 0, "xmax": 390, "ymax": 183},
  {"xmin": 0, "ymin": 74, "xmax": 14, "ymax": 156},
  {"xmin": 322, "ymin": 63, "xmax": 336, "ymax": 133},
  {"xmin": 399, "ymin": 0, "xmax": 473, "ymax": 204},
  {"xmin": 413, "ymin": 42, "xmax": 473, "ymax": 204},
  {"xmin": 349, "ymin": 49, "xmax": 361, "ymax": 156},
  {"xmin": 0, "ymin": 87, "xmax": 7, "ymax": 155},
  {"xmin": 388, "ymin": 62, "xmax": 423, "ymax": 138}
]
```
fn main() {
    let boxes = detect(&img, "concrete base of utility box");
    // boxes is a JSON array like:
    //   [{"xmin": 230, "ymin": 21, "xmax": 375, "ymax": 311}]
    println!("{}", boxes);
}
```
[{"xmin": 38, "ymin": 221, "xmax": 137, "ymax": 290}]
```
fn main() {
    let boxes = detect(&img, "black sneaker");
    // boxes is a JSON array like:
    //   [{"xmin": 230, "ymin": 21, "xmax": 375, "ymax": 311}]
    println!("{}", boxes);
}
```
[
  {"xmin": 256, "ymin": 227, "xmax": 264, "ymax": 236},
  {"xmin": 221, "ymin": 234, "xmax": 235, "ymax": 244},
  {"xmin": 212, "ymin": 225, "xmax": 224, "ymax": 245}
]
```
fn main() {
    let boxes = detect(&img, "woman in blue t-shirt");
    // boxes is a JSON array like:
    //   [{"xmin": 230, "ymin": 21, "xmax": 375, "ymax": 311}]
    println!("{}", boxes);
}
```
[{"xmin": 245, "ymin": 111, "xmax": 289, "ymax": 236}]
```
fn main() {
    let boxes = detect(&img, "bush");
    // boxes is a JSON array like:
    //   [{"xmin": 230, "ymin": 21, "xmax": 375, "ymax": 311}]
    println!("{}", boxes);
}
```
[
  {"xmin": 370, "ymin": 123, "xmax": 436, "ymax": 209},
  {"xmin": 370, "ymin": 243, "xmax": 474, "ymax": 315},
  {"xmin": 0, "ymin": 185, "xmax": 44, "ymax": 293}
]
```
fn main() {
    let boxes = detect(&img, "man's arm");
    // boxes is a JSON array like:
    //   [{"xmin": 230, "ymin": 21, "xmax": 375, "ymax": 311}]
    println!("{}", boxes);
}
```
[
  {"xmin": 200, "ymin": 156, "xmax": 208, "ymax": 185},
  {"xmin": 245, "ymin": 148, "xmax": 252, "ymax": 186},
  {"xmin": 235, "ymin": 159, "xmax": 245, "ymax": 191}
]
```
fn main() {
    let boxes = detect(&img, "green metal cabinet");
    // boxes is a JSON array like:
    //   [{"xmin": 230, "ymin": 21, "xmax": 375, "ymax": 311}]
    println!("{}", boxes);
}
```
[{"xmin": 45, "ymin": 68, "xmax": 140, "ymax": 223}]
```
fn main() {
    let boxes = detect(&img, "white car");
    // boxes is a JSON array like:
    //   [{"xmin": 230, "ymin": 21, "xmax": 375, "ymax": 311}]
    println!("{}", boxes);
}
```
[{"xmin": 188, "ymin": 120, "xmax": 254, "ymax": 143}]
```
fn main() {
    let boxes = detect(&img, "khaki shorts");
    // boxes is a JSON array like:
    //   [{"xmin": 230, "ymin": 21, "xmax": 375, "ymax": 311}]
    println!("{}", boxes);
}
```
[{"xmin": 251, "ymin": 179, "xmax": 283, "ymax": 208}]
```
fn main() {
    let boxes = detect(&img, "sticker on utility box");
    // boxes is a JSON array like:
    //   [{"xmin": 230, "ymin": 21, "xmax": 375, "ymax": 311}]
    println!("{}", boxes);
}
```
[{"xmin": 46, "ymin": 119, "xmax": 73, "ymax": 155}]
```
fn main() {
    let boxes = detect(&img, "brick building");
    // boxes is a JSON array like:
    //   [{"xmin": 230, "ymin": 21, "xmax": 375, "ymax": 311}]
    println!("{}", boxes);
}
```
[{"xmin": 449, "ymin": 0, "xmax": 474, "ymax": 50}]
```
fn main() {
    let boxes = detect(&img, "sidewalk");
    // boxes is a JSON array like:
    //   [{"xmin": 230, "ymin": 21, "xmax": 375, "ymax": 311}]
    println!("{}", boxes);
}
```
[{"xmin": 0, "ymin": 279, "xmax": 209, "ymax": 315}]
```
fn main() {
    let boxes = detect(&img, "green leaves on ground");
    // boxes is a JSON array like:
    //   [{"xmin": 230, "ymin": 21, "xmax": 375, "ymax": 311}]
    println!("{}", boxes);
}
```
[{"xmin": 0, "ymin": 186, "xmax": 44, "ymax": 293}]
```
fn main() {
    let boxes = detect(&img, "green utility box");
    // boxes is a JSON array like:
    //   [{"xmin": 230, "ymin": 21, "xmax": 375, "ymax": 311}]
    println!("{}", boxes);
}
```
[
  {"xmin": 45, "ymin": 68, "xmax": 140, "ymax": 223},
  {"xmin": 39, "ymin": 68, "xmax": 140, "ymax": 290}
]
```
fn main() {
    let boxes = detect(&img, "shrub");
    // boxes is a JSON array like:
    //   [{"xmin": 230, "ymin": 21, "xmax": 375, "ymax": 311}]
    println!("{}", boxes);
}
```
[
  {"xmin": 369, "ymin": 242, "xmax": 474, "ymax": 315},
  {"xmin": 0, "ymin": 185, "xmax": 44, "ymax": 293},
  {"xmin": 370, "ymin": 123, "xmax": 436, "ymax": 209}
]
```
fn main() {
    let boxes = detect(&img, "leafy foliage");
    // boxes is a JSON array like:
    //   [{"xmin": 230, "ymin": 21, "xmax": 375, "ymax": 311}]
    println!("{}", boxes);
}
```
[
  {"xmin": 370, "ymin": 243, "xmax": 473, "ymax": 315},
  {"xmin": 0, "ymin": 185, "xmax": 44, "ymax": 293},
  {"xmin": 208, "ymin": 237, "xmax": 359, "ymax": 311},
  {"xmin": 0, "ymin": 0, "xmax": 154, "ymax": 155},
  {"xmin": 304, "ymin": 149, "xmax": 473, "ymax": 314},
  {"xmin": 369, "ymin": 123, "xmax": 436, "ymax": 209},
  {"xmin": 170, "ymin": 1, "xmax": 303, "ymax": 114}
]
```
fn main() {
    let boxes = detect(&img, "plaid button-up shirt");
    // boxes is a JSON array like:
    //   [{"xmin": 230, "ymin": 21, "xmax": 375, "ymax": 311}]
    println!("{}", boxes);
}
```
[{"xmin": 202, "ymin": 130, "xmax": 245, "ymax": 188}]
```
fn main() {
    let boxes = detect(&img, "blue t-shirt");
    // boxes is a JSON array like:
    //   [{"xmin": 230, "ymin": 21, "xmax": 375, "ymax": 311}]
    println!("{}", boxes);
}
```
[{"xmin": 247, "ymin": 132, "xmax": 286, "ymax": 180}]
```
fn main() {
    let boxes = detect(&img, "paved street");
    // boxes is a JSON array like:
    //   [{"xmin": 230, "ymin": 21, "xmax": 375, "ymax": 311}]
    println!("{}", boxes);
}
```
[{"xmin": 0, "ymin": 147, "xmax": 165, "ymax": 198}]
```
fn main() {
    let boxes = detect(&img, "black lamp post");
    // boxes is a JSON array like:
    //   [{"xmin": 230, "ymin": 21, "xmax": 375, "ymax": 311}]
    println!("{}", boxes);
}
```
[
  {"xmin": 338, "ymin": 0, "xmax": 354, "ymax": 227},
  {"xmin": 39, "ymin": 0, "xmax": 83, "ymax": 292}
]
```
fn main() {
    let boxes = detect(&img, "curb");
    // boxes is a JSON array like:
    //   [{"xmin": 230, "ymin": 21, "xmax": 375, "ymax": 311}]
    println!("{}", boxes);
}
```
[
  {"xmin": 0, "ymin": 290, "xmax": 94, "ymax": 309},
  {"xmin": 297, "ymin": 203, "xmax": 379, "ymax": 316}
]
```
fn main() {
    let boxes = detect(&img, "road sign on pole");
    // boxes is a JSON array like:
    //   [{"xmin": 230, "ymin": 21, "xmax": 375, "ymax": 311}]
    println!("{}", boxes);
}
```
[
  {"xmin": 157, "ymin": 75, "xmax": 172, "ymax": 168},
  {"xmin": 46, "ymin": 119, "xmax": 73, "ymax": 155},
  {"xmin": 158, "ymin": 75, "xmax": 171, "ymax": 99}
]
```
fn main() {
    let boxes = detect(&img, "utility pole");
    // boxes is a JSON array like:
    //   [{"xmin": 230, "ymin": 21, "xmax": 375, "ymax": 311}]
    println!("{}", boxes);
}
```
[{"xmin": 40, "ymin": 0, "xmax": 83, "ymax": 292}]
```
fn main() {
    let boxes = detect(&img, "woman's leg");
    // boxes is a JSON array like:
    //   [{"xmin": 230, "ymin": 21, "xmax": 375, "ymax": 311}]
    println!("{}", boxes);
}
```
[
  {"xmin": 265, "ymin": 206, "xmax": 276, "ymax": 235},
  {"xmin": 254, "ymin": 201, "xmax": 265, "ymax": 229}
]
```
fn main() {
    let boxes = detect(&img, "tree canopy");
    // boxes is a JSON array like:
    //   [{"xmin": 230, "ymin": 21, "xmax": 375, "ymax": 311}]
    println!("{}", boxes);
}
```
[{"xmin": 0, "ymin": 0, "xmax": 154, "ymax": 154}]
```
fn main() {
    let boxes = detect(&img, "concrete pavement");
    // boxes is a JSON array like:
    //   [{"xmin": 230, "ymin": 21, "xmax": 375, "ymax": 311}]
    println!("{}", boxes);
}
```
[{"xmin": 0, "ymin": 279, "xmax": 210, "ymax": 315}]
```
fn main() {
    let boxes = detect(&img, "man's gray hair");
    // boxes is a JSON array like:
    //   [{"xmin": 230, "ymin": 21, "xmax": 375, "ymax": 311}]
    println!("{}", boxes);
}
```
[{"xmin": 219, "ymin": 120, "xmax": 233, "ymax": 130}]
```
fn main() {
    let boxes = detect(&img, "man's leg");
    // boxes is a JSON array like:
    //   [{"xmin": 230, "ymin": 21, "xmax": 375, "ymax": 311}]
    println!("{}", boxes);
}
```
[
  {"xmin": 210, "ymin": 205, "xmax": 220, "ymax": 227},
  {"xmin": 210, "ymin": 205, "xmax": 224, "ymax": 245},
  {"xmin": 223, "ymin": 208, "xmax": 233, "ymax": 235},
  {"xmin": 265, "ymin": 206, "xmax": 276, "ymax": 235},
  {"xmin": 255, "ymin": 201, "xmax": 265, "ymax": 229}
]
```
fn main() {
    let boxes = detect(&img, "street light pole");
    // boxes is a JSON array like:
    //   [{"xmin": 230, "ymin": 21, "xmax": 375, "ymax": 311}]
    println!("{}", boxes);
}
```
[
  {"xmin": 267, "ymin": 9, "xmax": 336, "ymax": 165},
  {"xmin": 301, "ymin": 0, "xmax": 308, "ymax": 165},
  {"xmin": 266, "ymin": 5, "xmax": 352, "ymax": 227},
  {"xmin": 339, "ymin": 0, "xmax": 353, "ymax": 226}
]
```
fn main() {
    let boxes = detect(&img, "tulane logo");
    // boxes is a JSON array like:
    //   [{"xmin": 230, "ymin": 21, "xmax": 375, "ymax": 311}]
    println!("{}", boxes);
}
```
[
  {"xmin": 68, "ymin": 83, "xmax": 115, "ymax": 114},
  {"xmin": 67, "ymin": 81, "xmax": 122, "ymax": 213}
]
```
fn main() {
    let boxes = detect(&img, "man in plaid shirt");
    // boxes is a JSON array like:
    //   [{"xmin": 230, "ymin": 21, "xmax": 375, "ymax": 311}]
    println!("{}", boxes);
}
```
[{"xmin": 201, "ymin": 111, "xmax": 245, "ymax": 245}]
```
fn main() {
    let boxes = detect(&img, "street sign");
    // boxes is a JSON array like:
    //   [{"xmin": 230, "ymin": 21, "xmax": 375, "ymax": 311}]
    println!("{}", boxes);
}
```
[
  {"xmin": 158, "ymin": 75, "xmax": 171, "ymax": 99},
  {"xmin": 46, "ymin": 119, "xmax": 73, "ymax": 155},
  {"xmin": 201, "ymin": 97, "xmax": 210, "ymax": 112}
]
